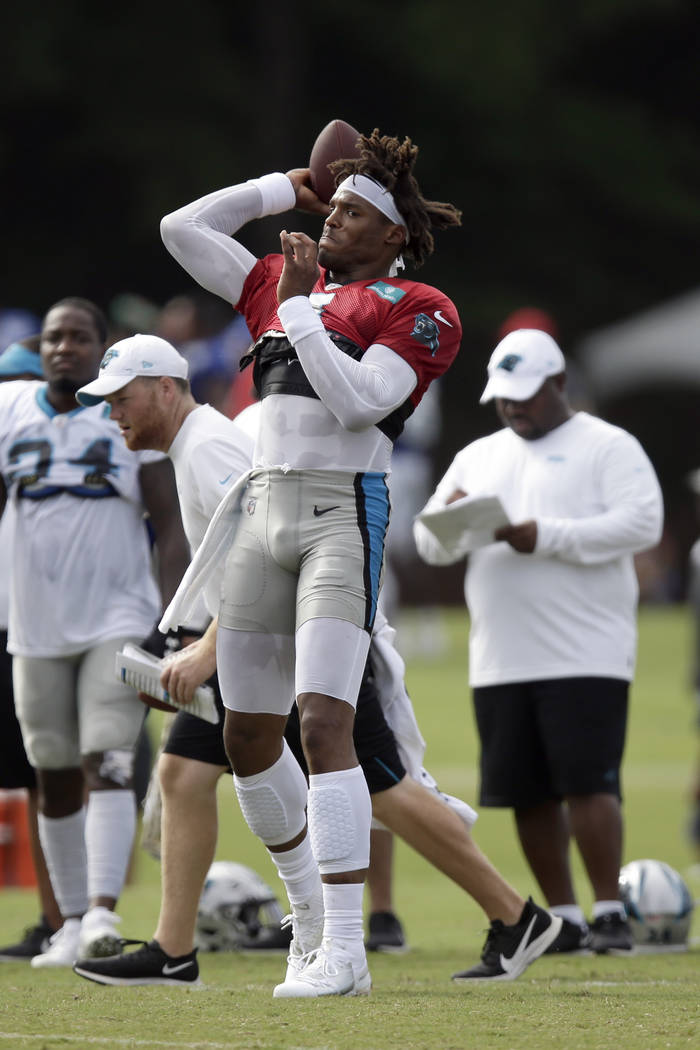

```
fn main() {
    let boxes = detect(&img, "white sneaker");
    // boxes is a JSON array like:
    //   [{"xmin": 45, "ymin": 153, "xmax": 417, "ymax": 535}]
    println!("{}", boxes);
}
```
[
  {"xmin": 31, "ymin": 918, "xmax": 81, "ymax": 968},
  {"xmin": 79, "ymin": 907, "xmax": 122, "ymax": 959},
  {"xmin": 279, "ymin": 904, "xmax": 325, "ymax": 983},
  {"xmin": 273, "ymin": 938, "xmax": 371, "ymax": 998}
]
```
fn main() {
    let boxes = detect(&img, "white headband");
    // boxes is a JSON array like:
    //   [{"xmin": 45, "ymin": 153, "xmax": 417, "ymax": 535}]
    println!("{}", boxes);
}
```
[{"xmin": 336, "ymin": 174, "xmax": 409, "ymax": 243}]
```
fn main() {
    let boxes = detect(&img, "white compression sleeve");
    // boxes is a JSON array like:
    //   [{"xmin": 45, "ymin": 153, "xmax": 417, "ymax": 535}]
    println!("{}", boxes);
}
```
[
  {"xmin": 160, "ymin": 173, "xmax": 296, "ymax": 306},
  {"xmin": 85, "ymin": 789, "xmax": 137, "ymax": 901},
  {"xmin": 278, "ymin": 296, "xmax": 417, "ymax": 430},
  {"xmin": 38, "ymin": 809, "xmax": 88, "ymax": 917}
]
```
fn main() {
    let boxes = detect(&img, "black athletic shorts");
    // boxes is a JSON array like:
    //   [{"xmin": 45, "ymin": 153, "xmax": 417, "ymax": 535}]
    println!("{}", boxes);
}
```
[
  {"xmin": 164, "ymin": 659, "xmax": 406, "ymax": 795},
  {"xmin": 0, "ymin": 631, "xmax": 36, "ymax": 789},
  {"xmin": 163, "ymin": 671, "xmax": 230, "ymax": 768},
  {"xmin": 473, "ymin": 676, "xmax": 629, "ymax": 808}
]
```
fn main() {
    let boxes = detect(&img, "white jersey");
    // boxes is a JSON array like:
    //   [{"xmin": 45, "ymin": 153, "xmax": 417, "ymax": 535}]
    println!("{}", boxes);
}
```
[
  {"xmin": 0, "ymin": 381, "xmax": 162, "ymax": 657},
  {"xmin": 0, "ymin": 503, "xmax": 15, "ymax": 629},
  {"xmin": 414, "ymin": 412, "xmax": 663, "ymax": 686},
  {"xmin": 167, "ymin": 404, "xmax": 254, "ymax": 618}
]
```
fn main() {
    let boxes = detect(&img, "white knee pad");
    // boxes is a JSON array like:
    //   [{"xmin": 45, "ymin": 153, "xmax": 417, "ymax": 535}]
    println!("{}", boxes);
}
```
[
  {"xmin": 234, "ymin": 740, "xmax": 308, "ymax": 847},
  {"xmin": 307, "ymin": 766, "xmax": 371, "ymax": 874}
]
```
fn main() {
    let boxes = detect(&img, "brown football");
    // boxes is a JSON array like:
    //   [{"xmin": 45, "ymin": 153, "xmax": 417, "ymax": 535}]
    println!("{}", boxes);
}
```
[{"xmin": 308, "ymin": 119, "xmax": 362, "ymax": 204}]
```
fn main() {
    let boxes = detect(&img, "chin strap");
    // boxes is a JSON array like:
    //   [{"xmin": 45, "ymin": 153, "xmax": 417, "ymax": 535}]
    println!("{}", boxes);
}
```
[{"xmin": 389, "ymin": 254, "xmax": 405, "ymax": 278}]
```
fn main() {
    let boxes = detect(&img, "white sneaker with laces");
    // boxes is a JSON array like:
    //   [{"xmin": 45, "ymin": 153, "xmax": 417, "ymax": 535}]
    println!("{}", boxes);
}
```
[
  {"xmin": 278, "ymin": 906, "xmax": 325, "ymax": 983},
  {"xmin": 79, "ymin": 907, "xmax": 122, "ymax": 958},
  {"xmin": 31, "ymin": 918, "xmax": 82, "ymax": 968},
  {"xmin": 273, "ymin": 938, "xmax": 371, "ymax": 998}
]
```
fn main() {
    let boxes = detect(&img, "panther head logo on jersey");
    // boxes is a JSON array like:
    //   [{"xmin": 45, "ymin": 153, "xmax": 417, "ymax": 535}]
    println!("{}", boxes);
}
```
[{"xmin": 410, "ymin": 313, "xmax": 440, "ymax": 356}]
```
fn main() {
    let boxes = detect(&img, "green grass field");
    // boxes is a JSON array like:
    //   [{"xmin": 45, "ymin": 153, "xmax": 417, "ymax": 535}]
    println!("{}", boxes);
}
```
[{"xmin": 1, "ymin": 605, "xmax": 699, "ymax": 1049}]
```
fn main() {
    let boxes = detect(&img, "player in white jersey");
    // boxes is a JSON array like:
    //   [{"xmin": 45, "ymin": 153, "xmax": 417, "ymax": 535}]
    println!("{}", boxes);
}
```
[
  {"xmin": 0, "ymin": 338, "xmax": 62, "ymax": 962},
  {"xmin": 71, "ymin": 337, "xmax": 559, "ymax": 987},
  {"xmin": 0, "ymin": 299, "xmax": 190, "ymax": 968}
]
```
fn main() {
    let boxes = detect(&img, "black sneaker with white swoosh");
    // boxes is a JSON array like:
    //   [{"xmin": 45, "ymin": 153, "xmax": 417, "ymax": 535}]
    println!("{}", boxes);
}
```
[
  {"xmin": 452, "ymin": 899, "xmax": 562, "ymax": 981},
  {"xmin": 73, "ymin": 939, "xmax": 201, "ymax": 987}
]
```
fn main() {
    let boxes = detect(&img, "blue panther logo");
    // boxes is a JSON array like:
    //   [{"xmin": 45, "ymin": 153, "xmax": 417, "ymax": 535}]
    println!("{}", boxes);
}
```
[
  {"xmin": 99, "ymin": 347, "xmax": 120, "ymax": 370},
  {"xmin": 410, "ymin": 313, "xmax": 440, "ymax": 356},
  {"xmin": 497, "ymin": 353, "xmax": 522, "ymax": 372}
]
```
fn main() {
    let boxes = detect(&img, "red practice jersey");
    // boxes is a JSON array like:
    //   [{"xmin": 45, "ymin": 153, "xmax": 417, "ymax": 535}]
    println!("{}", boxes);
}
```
[{"xmin": 237, "ymin": 254, "xmax": 461, "ymax": 416}]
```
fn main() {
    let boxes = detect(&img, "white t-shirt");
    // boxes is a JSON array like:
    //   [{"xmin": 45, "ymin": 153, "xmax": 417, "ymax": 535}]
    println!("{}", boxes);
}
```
[
  {"xmin": 167, "ymin": 404, "xmax": 254, "ymax": 617},
  {"xmin": 0, "ymin": 381, "xmax": 162, "ymax": 657},
  {"xmin": 414, "ymin": 412, "xmax": 663, "ymax": 686}
]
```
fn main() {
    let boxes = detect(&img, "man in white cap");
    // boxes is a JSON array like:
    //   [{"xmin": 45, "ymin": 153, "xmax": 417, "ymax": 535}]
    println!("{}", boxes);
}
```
[{"xmin": 414, "ymin": 328, "xmax": 664, "ymax": 964}]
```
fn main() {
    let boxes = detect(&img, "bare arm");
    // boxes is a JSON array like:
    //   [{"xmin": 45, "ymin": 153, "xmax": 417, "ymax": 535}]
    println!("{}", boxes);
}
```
[{"xmin": 138, "ymin": 458, "xmax": 191, "ymax": 610}]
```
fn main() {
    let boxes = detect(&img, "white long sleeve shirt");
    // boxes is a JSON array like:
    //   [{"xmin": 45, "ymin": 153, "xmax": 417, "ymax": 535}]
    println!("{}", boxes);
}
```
[{"xmin": 414, "ymin": 412, "xmax": 663, "ymax": 686}]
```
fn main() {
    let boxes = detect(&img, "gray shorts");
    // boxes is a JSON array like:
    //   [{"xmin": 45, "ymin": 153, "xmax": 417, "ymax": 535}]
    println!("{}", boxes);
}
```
[
  {"xmin": 219, "ymin": 468, "xmax": 390, "ymax": 635},
  {"xmin": 13, "ymin": 636, "xmax": 146, "ymax": 769}
]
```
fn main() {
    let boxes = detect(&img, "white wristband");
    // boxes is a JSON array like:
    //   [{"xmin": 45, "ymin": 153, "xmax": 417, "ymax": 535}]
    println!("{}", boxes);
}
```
[{"xmin": 246, "ymin": 173, "xmax": 296, "ymax": 216}]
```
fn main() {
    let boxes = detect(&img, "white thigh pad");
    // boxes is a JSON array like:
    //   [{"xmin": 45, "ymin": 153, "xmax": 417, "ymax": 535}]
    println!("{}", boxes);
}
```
[
  {"xmin": 217, "ymin": 626, "xmax": 295, "ymax": 715},
  {"xmin": 295, "ymin": 618, "xmax": 370, "ymax": 705}
]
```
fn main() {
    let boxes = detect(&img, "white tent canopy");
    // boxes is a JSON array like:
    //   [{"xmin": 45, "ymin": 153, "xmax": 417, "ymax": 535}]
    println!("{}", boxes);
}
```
[{"xmin": 576, "ymin": 287, "xmax": 700, "ymax": 397}]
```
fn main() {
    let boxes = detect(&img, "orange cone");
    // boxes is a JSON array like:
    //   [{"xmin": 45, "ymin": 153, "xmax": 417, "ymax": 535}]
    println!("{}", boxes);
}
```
[{"xmin": 0, "ymin": 788, "xmax": 37, "ymax": 887}]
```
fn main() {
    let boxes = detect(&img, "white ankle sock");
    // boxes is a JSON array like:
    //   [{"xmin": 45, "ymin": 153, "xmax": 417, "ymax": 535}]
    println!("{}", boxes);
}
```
[
  {"xmin": 593, "ymin": 900, "xmax": 625, "ymax": 919},
  {"xmin": 38, "ymin": 809, "xmax": 88, "ymax": 917},
  {"xmin": 268, "ymin": 836, "xmax": 322, "ymax": 912},
  {"xmin": 85, "ymin": 790, "xmax": 136, "ymax": 901},
  {"xmin": 550, "ymin": 904, "xmax": 587, "ymax": 927},
  {"xmin": 322, "ymin": 882, "xmax": 365, "ymax": 956}
]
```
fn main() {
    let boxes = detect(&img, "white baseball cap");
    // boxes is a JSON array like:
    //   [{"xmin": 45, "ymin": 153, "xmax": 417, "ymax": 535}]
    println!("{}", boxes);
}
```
[
  {"xmin": 479, "ymin": 329, "xmax": 566, "ymax": 404},
  {"xmin": 76, "ymin": 334, "xmax": 189, "ymax": 406}
]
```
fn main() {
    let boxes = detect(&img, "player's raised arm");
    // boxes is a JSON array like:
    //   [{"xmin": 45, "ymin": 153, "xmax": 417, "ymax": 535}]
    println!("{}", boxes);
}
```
[{"xmin": 160, "ymin": 175, "xmax": 296, "ymax": 306}]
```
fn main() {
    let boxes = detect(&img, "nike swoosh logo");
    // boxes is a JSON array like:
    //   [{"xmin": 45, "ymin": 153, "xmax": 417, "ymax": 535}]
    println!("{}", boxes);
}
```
[
  {"xmin": 162, "ymin": 960, "xmax": 195, "ymax": 975},
  {"xmin": 499, "ymin": 914, "xmax": 537, "ymax": 974},
  {"xmin": 219, "ymin": 472, "xmax": 234, "ymax": 485},
  {"xmin": 313, "ymin": 505, "xmax": 340, "ymax": 517},
  {"xmin": 434, "ymin": 310, "xmax": 453, "ymax": 327}
]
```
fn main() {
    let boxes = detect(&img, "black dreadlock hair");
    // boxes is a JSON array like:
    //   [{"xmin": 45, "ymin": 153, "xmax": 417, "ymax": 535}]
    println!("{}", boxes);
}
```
[{"xmin": 328, "ymin": 129, "xmax": 461, "ymax": 269}]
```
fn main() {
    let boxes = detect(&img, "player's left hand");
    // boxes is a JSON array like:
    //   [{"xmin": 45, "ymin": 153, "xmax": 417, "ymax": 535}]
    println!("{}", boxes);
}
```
[
  {"xmin": 277, "ymin": 231, "xmax": 320, "ymax": 303},
  {"xmin": 494, "ymin": 520, "xmax": 537, "ymax": 553}
]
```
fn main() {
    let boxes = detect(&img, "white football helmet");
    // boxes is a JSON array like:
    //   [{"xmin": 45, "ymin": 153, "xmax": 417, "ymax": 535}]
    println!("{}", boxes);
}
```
[
  {"xmin": 619, "ymin": 859, "xmax": 694, "ymax": 950},
  {"xmin": 195, "ymin": 861, "xmax": 288, "ymax": 952}
]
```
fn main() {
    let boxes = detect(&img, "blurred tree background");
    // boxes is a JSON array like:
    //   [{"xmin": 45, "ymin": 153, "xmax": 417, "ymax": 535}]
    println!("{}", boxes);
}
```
[{"xmin": 2, "ymin": 0, "xmax": 699, "ymax": 594}]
